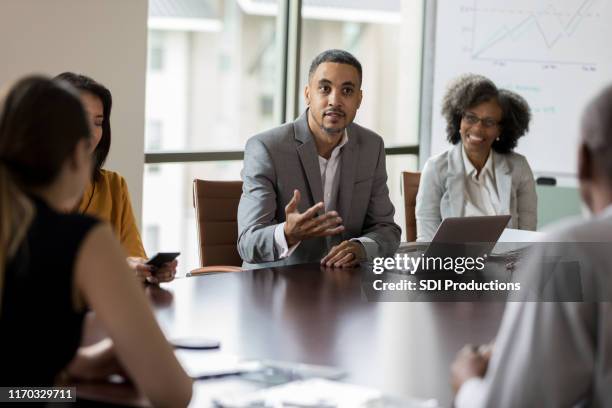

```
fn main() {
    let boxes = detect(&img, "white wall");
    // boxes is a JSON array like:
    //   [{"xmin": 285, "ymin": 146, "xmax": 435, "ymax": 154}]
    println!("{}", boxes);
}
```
[{"xmin": 0, "ymin": 0, "xmax": 148, "ymax": 225}]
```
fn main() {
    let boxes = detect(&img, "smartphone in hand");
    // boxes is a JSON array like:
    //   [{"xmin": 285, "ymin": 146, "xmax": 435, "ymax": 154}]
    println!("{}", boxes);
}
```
[{"xmin": 146, "ymin": 252, "xmax": 180, "ymax": 268}]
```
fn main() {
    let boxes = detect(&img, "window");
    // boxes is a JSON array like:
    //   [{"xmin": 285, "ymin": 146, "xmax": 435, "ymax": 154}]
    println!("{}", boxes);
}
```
[
  {"xmin": 142, "ymin": 161, "xmax": 243, "ymax": 272},
  {"xmin": 260, "ymin": 94, "xmax": 274, "ymax": 117},
  {"xmin": 145, "ymin": 0, "xmax": 279, "ymax": 153},
  {"xmin": 149, "ymin": 46, "xmax": 164, "ymax": 71},
  {"xmin": 143, "ymin": 0, "xmax": 280, "ymax": 273},
  {"xmin": 148, "ymin": 31, "xmax": 165, "ymax": 71},
  {"xmin": 144, "ymin": 225, "xmax": 160, "ymax": 256},
  {"xmin": 142, "ymin": 0, "xmax": 423, "ymax": 271},
  {"xmin": 299, "ymin": 1, "xmax": 418, "ymax": 148},
  {"xmin": 146, "ymin": 119, "xmax": 163, "ymax": 151},
  {"xmin": 299, "ymin": 1, "xmax": 421, "ymax": 238}
]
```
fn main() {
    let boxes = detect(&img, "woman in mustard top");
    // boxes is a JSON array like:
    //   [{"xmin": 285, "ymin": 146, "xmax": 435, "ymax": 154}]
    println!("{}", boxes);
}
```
[{"xmin": 56, "ymin": 72, "xmax": 176, "ymax": 283}]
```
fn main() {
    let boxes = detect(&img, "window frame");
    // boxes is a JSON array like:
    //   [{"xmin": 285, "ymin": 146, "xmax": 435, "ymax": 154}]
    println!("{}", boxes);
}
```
[{"xmin": 144, "ymin": 0, "xmax": 420, "ymax": 165}]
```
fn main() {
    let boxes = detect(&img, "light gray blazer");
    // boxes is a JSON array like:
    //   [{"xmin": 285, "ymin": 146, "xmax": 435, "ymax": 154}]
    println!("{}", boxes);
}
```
[
  {"xmin": 237, "ymin": 110, "xmax": 401, "ymax": 268},
  {"xmin": 415, "ymin": 143, "xmax": 537, "ymax": 242}
]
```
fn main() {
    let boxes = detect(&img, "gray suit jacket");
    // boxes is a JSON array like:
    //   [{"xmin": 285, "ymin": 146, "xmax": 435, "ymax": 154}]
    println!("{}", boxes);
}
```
[
  {"xmin": 237, "ymin": 110, "xmax": 401, "ymax": 268},
  {"xmin": 415, "ymin": 143, "xmax": 537, "ymax": 242}
]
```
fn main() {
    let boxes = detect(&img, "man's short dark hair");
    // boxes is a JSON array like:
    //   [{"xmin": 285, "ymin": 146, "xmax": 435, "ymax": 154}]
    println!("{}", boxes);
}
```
[{"xmin": 308, "ymin": 49, "xmax": 362, "ymax": 85}]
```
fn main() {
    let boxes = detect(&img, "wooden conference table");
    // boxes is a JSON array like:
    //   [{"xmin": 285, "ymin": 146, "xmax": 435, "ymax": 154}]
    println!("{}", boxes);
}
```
[{"xmin": 77, "ymin": 262, "xmax": 507, "ymax": 407}]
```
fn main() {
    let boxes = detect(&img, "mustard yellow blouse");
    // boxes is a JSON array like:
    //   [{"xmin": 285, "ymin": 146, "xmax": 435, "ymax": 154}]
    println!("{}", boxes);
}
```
[{"xmin": 78, "ymin": 169, "xmax": 147, "ymax": 258}]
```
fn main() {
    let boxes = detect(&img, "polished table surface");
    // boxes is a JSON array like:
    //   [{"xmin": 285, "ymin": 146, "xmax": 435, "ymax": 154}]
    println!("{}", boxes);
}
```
[{"xmin": 78, "ymin": 263, "xmax": 507, "ymax": 407}]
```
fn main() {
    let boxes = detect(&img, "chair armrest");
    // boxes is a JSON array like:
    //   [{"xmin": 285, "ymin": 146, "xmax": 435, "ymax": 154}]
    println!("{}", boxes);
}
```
[{"xmin": 188, "ymin": 265, "xmax": 242, "ymax": 276}]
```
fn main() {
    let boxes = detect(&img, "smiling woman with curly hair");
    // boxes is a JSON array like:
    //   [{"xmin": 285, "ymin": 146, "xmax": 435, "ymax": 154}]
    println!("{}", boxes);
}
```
[{"xmin": 415, "ymin": 74, "xmax": 537, "ymax": 242}]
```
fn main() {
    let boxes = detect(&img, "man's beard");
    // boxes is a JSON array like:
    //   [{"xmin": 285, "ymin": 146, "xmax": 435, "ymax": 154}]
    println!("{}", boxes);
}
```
[
  {"xmin": 321, "ymin": 108, "xmax": 347, "ymax": 135},
  {"xmin": 320, "ymin": 124, "xmax": 346, "ymax": 135}
]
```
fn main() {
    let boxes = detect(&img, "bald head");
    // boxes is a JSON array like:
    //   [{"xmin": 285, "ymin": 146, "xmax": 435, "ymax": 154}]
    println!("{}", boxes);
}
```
[
  {"xmin": 581, "ymin": 85, "xmax": 612, "ymax": 181},
  {"xmin": 578, "ymin": 85, "xmax": 612, "ymax": 213}
]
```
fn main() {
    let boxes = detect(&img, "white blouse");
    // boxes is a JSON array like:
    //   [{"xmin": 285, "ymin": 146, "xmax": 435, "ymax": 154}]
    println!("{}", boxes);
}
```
[{"xmin": 462, "ymin": 147, "xmax": 501, "ymax": 217}]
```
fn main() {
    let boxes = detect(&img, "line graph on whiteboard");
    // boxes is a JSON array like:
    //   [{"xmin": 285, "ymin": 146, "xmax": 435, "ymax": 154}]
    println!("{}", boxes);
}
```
[{"xmin": 460, "ymin": 0, "xmax": 603, "ymax": 66}]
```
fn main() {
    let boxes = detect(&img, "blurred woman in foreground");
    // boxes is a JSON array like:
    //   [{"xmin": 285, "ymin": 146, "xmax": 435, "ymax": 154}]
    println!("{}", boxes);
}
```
[{"xmin": 0, "ymin": 76, "xmax": 191, "ymax": 406}]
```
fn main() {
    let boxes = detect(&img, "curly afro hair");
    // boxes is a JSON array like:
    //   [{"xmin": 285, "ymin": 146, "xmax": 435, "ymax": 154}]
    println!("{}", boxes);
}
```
[{"xmin": 441, "ymin": 73, "xmax": 531, "ymax": 154}]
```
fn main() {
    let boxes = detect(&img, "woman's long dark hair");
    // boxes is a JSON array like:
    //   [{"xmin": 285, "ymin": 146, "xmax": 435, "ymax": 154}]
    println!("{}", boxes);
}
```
[
  {"xmin": 55, "ymin": 72, "xmax": 112, "ymax": 180},
  {"xmin": 0, "ymin": 75, "xmax": 90, "ymax": 308}
]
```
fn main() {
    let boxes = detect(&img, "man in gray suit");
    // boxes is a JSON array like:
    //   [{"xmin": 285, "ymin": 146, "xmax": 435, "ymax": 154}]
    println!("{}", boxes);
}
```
[
  {"xmin": 451, "ymin": 85, "xmax": 612, "ymax": 407},
  {"xmin": 238, "ymin": 49, "xmax": 401, "ymax": 269}
]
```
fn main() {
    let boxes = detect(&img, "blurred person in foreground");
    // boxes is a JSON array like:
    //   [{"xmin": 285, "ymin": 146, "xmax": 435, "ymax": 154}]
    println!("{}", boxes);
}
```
[
  {"xmin": 452, "ymin": 84, "xmax": 612, "ymax": 407},
  {"xmin": 0, "ymin": 76, "xmax": 191, "ymax": 406}
]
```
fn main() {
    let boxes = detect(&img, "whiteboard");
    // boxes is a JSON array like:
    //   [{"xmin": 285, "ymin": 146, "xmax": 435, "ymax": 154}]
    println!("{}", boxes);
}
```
[{"xmin": 420, "ymin": 0, "xmax": 612, "ymax": 177}]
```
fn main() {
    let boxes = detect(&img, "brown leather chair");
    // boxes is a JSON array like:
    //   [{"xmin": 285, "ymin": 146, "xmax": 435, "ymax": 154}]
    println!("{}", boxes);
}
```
[
  {"xmin": 190, "ymin": 179, "xmax": 243, "ymax": 275},
  {"xmin": 401, "ymin": 171, "xmax": 421, "ymax": 242}
]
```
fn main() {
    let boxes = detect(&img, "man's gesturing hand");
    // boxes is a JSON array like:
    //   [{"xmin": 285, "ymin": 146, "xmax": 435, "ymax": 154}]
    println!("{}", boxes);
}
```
[{"xmin": 283, "ymin": 189, "xmax": 344, "ymax": 246}]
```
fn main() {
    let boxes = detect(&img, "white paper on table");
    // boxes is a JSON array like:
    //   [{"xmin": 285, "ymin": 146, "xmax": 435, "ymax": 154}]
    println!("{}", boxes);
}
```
[
  {"xmin": 497, "ymin": 228, "xmax": 544, "ymax": 243},
  {"xmin": 493, "ymin": 228, "xmax": 544, "ymax": 254},
  {"xmin": 175, "ymin": 350, "xmax": 261, "ymax": 378},
  {"xmin": 212, "ymin": 378, "xmax": 440, "ymax": 408}
]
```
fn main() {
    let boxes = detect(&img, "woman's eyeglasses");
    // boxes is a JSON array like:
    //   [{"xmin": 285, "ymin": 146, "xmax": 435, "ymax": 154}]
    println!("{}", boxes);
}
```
[{"xmin": 462, "ymin": 112, "xmax": 500, "ymax": 129}]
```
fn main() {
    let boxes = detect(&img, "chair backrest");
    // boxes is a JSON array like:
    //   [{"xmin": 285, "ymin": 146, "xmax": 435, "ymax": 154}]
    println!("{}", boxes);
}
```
[
  {"xmin": 193, "ymin": 179, "xmax": 243, "ymax": 267},
  {"xmin": 401, "ymin": 171, "xmax": 421, "ymax": 242}
]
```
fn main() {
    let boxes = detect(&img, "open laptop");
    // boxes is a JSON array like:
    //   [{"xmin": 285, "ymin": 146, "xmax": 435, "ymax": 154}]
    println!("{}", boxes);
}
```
[
  {"xmin": 429, "ymin": 215, "xmax": 511, "ymax": 244},
  {"xmin": 398, "ymin": 215, "xmax": 511, "ymax": 273}
]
